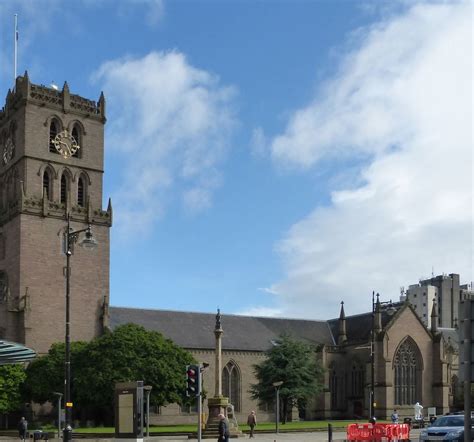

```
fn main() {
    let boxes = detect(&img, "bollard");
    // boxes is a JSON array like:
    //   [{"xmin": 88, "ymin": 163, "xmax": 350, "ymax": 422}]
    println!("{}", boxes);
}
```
[{"xmin": 328, "ymin": 423, "xmax": 333, "ymax": 442}]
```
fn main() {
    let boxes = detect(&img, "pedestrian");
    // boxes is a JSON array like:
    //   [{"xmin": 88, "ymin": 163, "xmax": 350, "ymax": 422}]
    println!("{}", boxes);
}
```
[
  {"xmin": 218, "ymin": 413, "xmax": 229, "ymax": 442},
  {"xmin": 18, "ymin": 417, "xmax": 27, "ymax": 442},
  {"xmin": 391, "ymin": 409, "xmax": 399, "ymax": 423},
  {"xmin": 247, "ymin": 410, "xmax": 257, "ymax": 438}
]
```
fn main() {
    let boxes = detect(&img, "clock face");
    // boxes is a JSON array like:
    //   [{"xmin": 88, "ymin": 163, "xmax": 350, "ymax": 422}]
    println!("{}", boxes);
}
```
[
  {"xmin": 53, "ymin": 129, "xmax": 80, "ymax": 159},
  {"xmin": 2, "ymin": 137, "xmax": 14, "ymax": 165}
]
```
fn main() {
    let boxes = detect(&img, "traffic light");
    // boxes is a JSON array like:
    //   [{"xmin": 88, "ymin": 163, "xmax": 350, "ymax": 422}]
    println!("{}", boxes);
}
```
[{"xmin": 186, "ymin": 364, "xmax": 200, "ymax": 397}]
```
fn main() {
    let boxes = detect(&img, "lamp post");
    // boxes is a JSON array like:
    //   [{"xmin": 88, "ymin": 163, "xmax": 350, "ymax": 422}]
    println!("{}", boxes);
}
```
[
  {"xmin": 272, "ymin": 381, "xmax": 283, "ymax": 434},
  {"xmin": 53, "ymin": 392, "xmax": 63, "ymax": 439},
  {"xmin": 144, "ymin": 385, "xmax": 152, "ymax": 437},
  {"xmin": 369, "ymin": 292, "xmax": 396, "ymax": 423},
  {"xmin": 63, "ymin": 214, "xmax": 97, "ymax": 442}
]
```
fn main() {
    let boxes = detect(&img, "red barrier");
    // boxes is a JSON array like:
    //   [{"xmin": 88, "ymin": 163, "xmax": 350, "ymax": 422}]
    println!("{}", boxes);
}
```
[{"xmin": 346, "ymin": 423, "xmax": 410, "ymax": 441}]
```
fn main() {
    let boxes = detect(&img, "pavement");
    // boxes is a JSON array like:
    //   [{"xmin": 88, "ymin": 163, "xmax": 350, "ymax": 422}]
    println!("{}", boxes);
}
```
[{"xmin": 0, "ymin": 428, "xmax": 422, "ymax": 441}]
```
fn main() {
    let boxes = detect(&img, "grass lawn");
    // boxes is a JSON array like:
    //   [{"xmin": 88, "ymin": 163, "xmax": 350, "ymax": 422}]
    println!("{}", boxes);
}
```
[{"xmin": 74, "ymin": 420, "xmax": 371, "ymax": 434}]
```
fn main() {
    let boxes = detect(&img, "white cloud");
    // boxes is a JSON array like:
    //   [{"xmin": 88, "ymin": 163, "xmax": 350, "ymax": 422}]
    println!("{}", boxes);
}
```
[
  {"xmin": 94, "ymin": 51, "xmax": 236, "ymax": 235},
  {"xmin": 268, "ymin": 2, "xmax": 472, "ymax": 319},
  {"xmin": 236, "ymin": 306, "xmax": 283, "ymax": 318}
]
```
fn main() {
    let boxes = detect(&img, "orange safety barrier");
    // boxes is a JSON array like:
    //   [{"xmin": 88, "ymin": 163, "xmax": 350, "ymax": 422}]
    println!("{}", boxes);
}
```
[{"xmin": 347, "ymin": 423, "xmax": 410, "ymax": 441}]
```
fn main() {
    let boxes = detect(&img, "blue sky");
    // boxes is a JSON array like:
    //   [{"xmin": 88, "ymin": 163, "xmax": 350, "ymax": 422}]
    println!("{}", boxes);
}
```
[{"xmin": 1, "ymin": 0, "xmax": 472, "ymax": 319}]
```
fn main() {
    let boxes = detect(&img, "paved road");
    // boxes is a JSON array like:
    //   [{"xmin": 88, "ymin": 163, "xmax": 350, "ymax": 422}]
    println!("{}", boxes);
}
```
[{"xmin": 0, "ymin": 428, "xmax": 421, "ymax": 441}]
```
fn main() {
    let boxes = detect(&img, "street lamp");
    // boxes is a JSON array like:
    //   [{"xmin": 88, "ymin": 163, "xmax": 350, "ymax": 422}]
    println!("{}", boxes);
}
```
[
  {"xmin": 144, "ymin": 385, "xmax": 152, "ymax": 437},
  {"xmin": 53, "ymin": 392, "xmax": 63, "ymax": 439},
  {"xmin": 369, "ymin": 292, "xmax": 396, "ymax": 422},
  {"xmin": 63, "ymin": 214, "xmax": 97, "ymax": 442},
  {"xmin": 272, "ymin": 381, "xmax": 283, "ymax": 434}
]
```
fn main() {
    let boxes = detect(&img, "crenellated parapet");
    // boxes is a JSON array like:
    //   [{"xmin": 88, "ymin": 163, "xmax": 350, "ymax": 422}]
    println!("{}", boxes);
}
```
[{"xmin": 0, "ymin": 72, "xmax": 106, "ymax": 123}]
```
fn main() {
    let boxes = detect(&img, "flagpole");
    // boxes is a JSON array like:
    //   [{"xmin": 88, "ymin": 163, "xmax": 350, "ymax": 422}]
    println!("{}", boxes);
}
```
[{"xmin": 14, "ymin": 14, "xmax": 18, "ymax": 85}]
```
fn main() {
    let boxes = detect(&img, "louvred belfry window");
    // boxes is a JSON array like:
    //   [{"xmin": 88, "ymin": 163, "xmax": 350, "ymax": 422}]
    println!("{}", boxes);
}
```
[
  {"xmin": 43, "ymin": 171, "xmax": 51, "ymax": 200},
  {"xmin": 78, "ymin": 177, "xmax": 85, "ymax": 207},
  {"xmin": 72, "ymin": 126, "xmax": 80, "ymax": 158},
  {"xmin": 60, "ymin": 174, "xmax": 67, "ymax": 204},
  {"xmin": 49, "ymin": 121, "xmax": 58, "ymax": 153}
]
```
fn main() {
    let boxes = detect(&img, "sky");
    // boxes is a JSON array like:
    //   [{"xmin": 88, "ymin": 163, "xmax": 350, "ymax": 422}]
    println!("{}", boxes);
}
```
[{"xmin": 1, "ymin": 0, "xmax": 472, "ymax": 320}]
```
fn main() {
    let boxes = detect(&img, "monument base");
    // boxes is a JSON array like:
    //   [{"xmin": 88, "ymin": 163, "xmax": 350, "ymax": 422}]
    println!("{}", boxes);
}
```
[{"xmin": 202, "ymin": 396, "xmax": 243, "ymax": 439}]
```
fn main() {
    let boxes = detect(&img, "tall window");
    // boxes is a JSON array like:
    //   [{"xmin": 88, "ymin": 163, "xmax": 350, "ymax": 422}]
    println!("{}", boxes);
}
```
[
  {"xmin": 72, "ymin": 125, "xmax": 81, "ymax": 158},
  {"xmin": 350, "ymin": 362, "xmax": 364, "ymax": 397},
  {"xmin": 49, "ymin": 120, "xmax": 59, "ymax": 153},
  {"xmin": 330, "ymin": 363, "xmax": 346, "ymax": 410},
  {"xmin": 43, "ymin": 170, "xmax": 51, "ymax": 200},
  {"xmin": 78, "ymin": 176, "xmax": 86, "ymax": 207},
  {"xmin": 60, "ymin": 174, "xmax": 68, "ymax": 204},
  {"xmin": 394, "ymin": 338, "xmax": 421, "ymax": 405},
  {"xmin": 222, "ymin": 361, "xmax": 241, "ymax": 412}
]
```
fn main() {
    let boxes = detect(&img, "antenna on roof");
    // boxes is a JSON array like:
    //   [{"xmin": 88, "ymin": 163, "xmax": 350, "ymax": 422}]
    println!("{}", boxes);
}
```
[{"xmin": 14, "ymin": 14, "xmax": 18, "ymax": 85}]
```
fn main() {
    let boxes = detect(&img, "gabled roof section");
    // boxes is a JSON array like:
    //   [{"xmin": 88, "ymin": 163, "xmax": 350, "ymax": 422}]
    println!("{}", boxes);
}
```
[
  {"xmin": 0, "ymin": 340, "xmax": 36, "ymax": 365},
  {"xmin": 327, "ymin": 302, "xmax": 406, "ymax": 345},
  {"xmin": 109, "ymin": 306, "xmax": 335, "ymax": 351}
]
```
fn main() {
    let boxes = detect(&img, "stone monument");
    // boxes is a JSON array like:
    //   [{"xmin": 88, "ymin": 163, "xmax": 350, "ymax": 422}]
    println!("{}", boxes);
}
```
[{"xmin": 202, "ymin": 309, "xmax": 241, "ymax": 438}]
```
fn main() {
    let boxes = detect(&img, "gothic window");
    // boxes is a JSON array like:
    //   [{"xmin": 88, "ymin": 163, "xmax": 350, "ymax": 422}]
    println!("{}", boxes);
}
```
[
  {"xmin": 329, "ymin": 363, "xmax": 346, "ymax": 410},
  {"xmin": 60, "ymin": 174, "xmax": 68, "ymax": 204},
  {"xmin": 0, "ymin": 233, "xmax": 5, "ymax": 260},
  {"xmin": 78, "ymin": 176, "xmax": 86, "ymax": 207},
  {"xmin": 350, "ymin": 362, "xmax": 364, "ymax": 397},
  {"xmin": 0, "ymin": 271, "xmax": 8, "ymax": 303},
  {"xmin": 222, "ymin": 361, "xmax": 241, "ymax": 412},
  {"xmin": 49, "ymin": 119, "xmax": 59, "ymax": 153},
  {"xmin": 394, "ymin": 338, "xmax": 422, "ymax": 405},
  {"xmin": 43, "ymin": 170, "xmax": 51, "ymax": 200},
  {"xmin": 72, "ymin": 125, "xmax": 81, "ymax": 158}
]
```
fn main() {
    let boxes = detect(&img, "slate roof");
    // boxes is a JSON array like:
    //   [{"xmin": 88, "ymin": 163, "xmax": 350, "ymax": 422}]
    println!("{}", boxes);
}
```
[{"xmin": 109, "ymin": 306, "xmax": 336, "ymax": 352}]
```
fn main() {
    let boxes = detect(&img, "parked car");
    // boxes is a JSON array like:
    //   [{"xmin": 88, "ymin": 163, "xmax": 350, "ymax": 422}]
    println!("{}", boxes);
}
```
[{"xmin": 419, "ymin": 414, "xmax": 474, "ymax": 441}]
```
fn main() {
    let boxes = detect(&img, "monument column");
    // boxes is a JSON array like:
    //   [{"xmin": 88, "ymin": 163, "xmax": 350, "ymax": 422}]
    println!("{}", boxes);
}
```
[
  {"xmin": 214, "ymin": 310, "xmax": 223, "ymax": 396},
  {"xmin": 203, "ymin": 310, "xmax": 241, "ymax": 438}
]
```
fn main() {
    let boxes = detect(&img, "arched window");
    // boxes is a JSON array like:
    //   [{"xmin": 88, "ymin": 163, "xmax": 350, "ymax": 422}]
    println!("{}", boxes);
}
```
[
  {"xmin": 49, "ymin": 120, "xmax": 59, "ymax": 153},
  {"xmin": 43, "ymin": 170, "xmax": 51, "ymax": 200},
  {"xmin": 394, "ymin": 338, "xmax": 422, "ymax": 405},
  {"xmin": 78, "ymin": 176, "xmax": 86, "ymax": 207},
  {"xmin": 350, "ymin": 362, "xmax": 364, "ymax": 397},
  {"xmin": 222, "ymin": 361, "xmax": 241, "ymax": 412},
  {"xmin": 71, "ymin": 125, "xmax": 81, "ymax": 158},
  {"xmin": 60, "ymin": 174, "xmax": 68, "ymax": 204}
]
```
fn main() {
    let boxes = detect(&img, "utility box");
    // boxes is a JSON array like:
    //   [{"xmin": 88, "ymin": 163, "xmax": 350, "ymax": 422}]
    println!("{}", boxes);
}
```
[{"xmin": 114, "ymin": 381, "xmax": 144, "ymax": 441}]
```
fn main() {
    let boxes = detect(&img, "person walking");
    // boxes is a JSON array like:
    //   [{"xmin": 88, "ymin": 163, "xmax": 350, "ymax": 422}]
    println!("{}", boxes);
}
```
[
  {"xmin": 247, "ymin": 410, "xmax": 257, "ymax": 438},
  {"xmin": 18, "ymin": 417, "xmax": 28, "ymax": 442},
  {"xmin": 218, "ymin": 413, "xmax": 229, "ymax": 442}
]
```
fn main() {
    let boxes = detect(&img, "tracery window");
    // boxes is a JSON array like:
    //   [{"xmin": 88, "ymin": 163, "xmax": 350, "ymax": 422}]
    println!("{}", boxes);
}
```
[
  {"xmin": 43, "ymin": 170, "xmax": 52, "ymax": 200},
  {"xmin": 394, "ymin": 339, "xmax": 421, "ymax": 405},
  {"xmin": 49, "ymin": 120, "xmax": 59, "ymax": 153},
  {"xmin": 222, "ymin": 361, "xmax": 241, "ymax": 412}
]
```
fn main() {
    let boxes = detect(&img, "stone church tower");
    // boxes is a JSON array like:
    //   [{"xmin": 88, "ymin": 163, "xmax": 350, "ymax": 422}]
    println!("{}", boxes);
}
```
[{"xmin": 0, "ymin": 73, "xmax": 111, "ymax": 354}]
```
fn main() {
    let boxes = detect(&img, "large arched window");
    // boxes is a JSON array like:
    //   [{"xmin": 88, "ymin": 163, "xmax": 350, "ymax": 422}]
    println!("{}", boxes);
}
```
[
  {"xmin": 222, "ymin": 361, "xmax": 241, "ymax": 412},
  {"xmin": 43, "ymin": 169, "xmax": 52, "ymax": 200},
  {"xmin": 77, "ymin": 175, "xmax": 86, "ymax": 207},
  {"xmin": 49, "ymin": 119, "xmax": 60, "ymax": 153},
  {"xmin": 329, "ymin": 361, "xmax": 346, "ymax": 410},
  {"xmin": 394, "ymin": 338, "xmax": 422, "ymax": 405}
]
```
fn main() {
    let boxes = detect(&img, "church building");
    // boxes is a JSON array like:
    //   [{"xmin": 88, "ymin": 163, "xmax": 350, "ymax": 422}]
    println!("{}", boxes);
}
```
[{"xmin": 0, "ymin": 76, "xmax": 461, "ymax": 425}]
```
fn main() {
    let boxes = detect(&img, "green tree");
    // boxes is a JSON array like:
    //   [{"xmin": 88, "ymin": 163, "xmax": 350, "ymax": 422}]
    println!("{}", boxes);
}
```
[
  {"xmin": 249, "ymin": 334, "xmax": 324, "ymax": 423},
  {"xmin": 23, "ymin": 324, "xmax": 195, "ymax": 423},
  {"xmin": 0, "ymin": 364, "xmax": 26, "ymax": 415}
]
